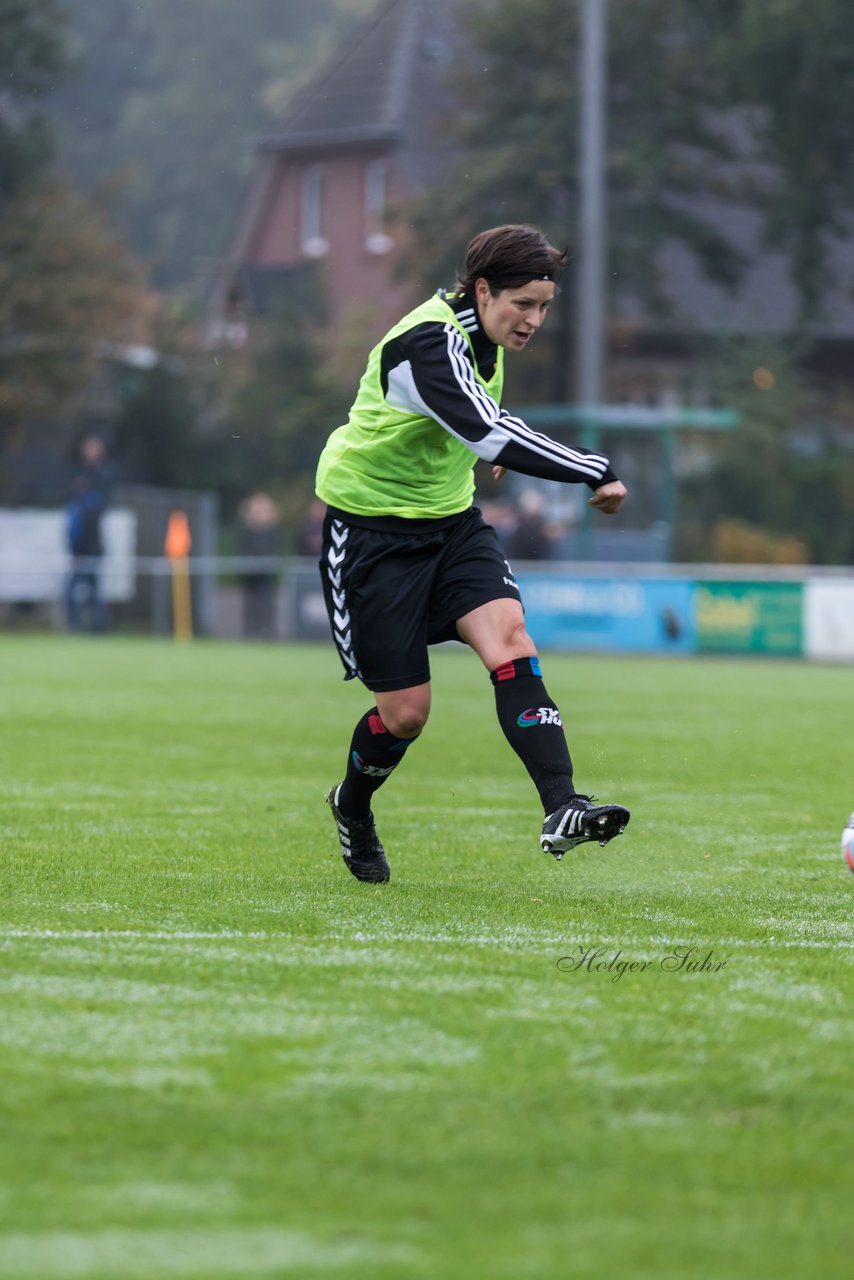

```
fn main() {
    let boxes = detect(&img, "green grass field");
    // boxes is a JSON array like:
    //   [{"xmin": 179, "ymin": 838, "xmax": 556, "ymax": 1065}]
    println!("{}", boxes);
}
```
[{"xmin": 1, "ymin": 634, "xmax": 852, "ymax": 1279}]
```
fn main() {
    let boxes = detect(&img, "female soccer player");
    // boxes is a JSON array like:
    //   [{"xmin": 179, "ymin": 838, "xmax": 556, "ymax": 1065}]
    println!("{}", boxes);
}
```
[{"xmin": 316, "ymin": 224, "xmax": 629, "ymax": 881}]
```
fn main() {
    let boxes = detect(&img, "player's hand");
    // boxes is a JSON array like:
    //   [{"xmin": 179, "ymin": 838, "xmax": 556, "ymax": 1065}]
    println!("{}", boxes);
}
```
[
  {"xmin": 492, "ymin": 465, "xmax": 507, "ymax": 481},
  {"xmin": 588, "ymin": 480, "xmax": 627, "ymax": 514}
]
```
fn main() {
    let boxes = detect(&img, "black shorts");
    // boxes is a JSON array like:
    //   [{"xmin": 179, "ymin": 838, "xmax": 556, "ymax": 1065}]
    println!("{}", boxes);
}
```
[{"xmin": 319, "ymin": 506, "xmax": 521, "ymax": 692}]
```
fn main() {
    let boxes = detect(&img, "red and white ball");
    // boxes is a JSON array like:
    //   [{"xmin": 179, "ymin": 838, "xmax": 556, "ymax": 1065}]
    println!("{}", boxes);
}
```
[{"xmin": 843, "ymin": 814, "xmax": 854, "ymax": 874}]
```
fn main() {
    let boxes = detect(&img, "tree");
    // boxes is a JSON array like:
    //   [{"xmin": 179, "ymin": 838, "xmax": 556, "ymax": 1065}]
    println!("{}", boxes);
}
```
[
  {"xmin": 405, "ymin": 0, "xmax": 745, "ymax": 400},
  {"xmin": 0, "ymin": 0, "xmax": 144, "ymax": 478},
  {"xmin": 677, "ymin": 336, "xmax": 854, "ymax": 564},
  {"xmin": 0, "ymin": 177, "xmax": 142, "ymax": 425},
  {"xmin": 406, "ymin": 0, "xmax": 854, "ymax": 374},
  {"xmin": 220, "ymin": 290, "xmax": 350, "ymax": 520},
  {"xmin": 113, "ymin": 361, "xmax": 209, "ymax": 492},
  {"xmin": 692, "ymin": 0, "xmax": 854, "ymax": 325},
  {"xmin": 0, "ymin": 0, "xmax": 69, "ymax": 196},
  {"xmin": 52, "ymin": 0, "xmax": 380, "ymax": 287},
  {"xmin": 111, "ymin": 277, "xmax": 349, "ymax": 524}
]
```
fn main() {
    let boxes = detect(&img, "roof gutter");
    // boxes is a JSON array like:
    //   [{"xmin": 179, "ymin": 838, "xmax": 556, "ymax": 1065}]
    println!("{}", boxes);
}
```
[{"xmin": 259, "ymin": 125, "xmax": 402, "ymax": 154}]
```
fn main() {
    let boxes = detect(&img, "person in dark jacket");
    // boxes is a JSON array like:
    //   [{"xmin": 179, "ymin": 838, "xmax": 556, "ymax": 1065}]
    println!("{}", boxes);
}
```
[
  {"xmin": 65, "ymin": 437, "xmax": 113, "ymax": 633},
  {"xmin": 505, "ymin": 488, "xmax": 561, "ymax": 561},
  {"xmin": 237, "ymin": 492, "xmax": 281, "ymax": 639},
  {"xmin": 65, "ymin": 476, "xmax": 107, "ymax": 634}
]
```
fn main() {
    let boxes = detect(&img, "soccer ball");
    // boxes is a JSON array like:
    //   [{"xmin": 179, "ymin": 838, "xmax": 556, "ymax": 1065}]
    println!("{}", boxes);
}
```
[{"xmin": 843, "ymin": 815, "xmax": 854, "ymax": 874}]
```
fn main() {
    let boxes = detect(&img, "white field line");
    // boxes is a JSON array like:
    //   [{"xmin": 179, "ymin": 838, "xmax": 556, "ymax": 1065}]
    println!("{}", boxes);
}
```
[
  {"xmin": 0, "ymin": 1227, "xmax": 413, "ymax": 1278},
  {"xmin": 77, "ymin": 1180, "xmax": 237, "ymax": 1212},
  {"xmin": 1, "ymin": 926, "xmax": 853, "ymax": 951}
]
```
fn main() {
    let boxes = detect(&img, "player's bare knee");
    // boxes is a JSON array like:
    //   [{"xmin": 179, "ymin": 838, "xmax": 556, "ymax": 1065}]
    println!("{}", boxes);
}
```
[
  {"xmin": 507, "ymin": 619, "xmax": 536, "ymax": 658},
  {"xmin": 375, "ymin": 690, "xmax": 430, "ymax": 739},
  {"xmin": 385, "ymin": 706, "xmax": 428, "ymax": 739}
]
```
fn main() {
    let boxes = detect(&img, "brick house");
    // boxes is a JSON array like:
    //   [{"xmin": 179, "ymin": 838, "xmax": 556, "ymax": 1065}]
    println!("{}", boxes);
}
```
[
  {"xmin": 203, "ymin": 0, "xmax": 854, "ymax": 561},
  {"xmin": 205, "ymin": 0, "xmax": 459, "ymax": 370},
  {"xmin": 208, "ymin": 0, "xmax": 854, "ymax": 407}
]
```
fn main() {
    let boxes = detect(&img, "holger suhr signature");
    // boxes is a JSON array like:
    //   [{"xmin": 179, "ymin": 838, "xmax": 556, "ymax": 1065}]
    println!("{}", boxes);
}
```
[{"xmin": 557, "ymin": 945, "xmax": 727, "ymax": 983}]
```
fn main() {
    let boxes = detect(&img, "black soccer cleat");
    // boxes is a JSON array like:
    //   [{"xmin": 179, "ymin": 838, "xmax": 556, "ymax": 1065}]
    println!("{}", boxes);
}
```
[
  {"xmin": 326, "ymin": 784, "xmax": 390, "ymax": 883},
  {"xmin": 540, "ymin": 794, "xmax": 630, "ymax": 861}
]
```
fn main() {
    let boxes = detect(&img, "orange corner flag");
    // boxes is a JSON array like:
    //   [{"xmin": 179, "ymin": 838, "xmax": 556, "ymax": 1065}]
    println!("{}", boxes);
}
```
[
  {"xmin": 164, "ymin": 510, "xmax": 192, "ymax": 559},
  {"xmin": 164, "ymin": 510, "xmax": 193, "ymax": 641}
]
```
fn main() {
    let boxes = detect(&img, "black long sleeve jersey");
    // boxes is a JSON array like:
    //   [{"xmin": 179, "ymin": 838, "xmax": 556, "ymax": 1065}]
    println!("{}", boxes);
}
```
[{"xmin": 315, "ymin": 288, "xmax": 618, "ymax": 522}]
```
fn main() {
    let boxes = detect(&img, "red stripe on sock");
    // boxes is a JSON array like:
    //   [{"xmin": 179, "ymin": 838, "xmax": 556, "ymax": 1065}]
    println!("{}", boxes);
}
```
[
  {"xmin": 368, "ymin": 713, "xmax": 387, "ymax": 735},
  {"xmin": 494, "ymin": 661, "xmax": 517, "ymax": 682}
]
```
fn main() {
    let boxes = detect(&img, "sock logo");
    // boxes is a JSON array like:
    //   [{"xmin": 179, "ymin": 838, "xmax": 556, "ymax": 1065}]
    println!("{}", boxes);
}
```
[
  {"xmin": 517, "ymin": 707, "xmax": 563, "ymax": 728},
  {"xmin": 352, "ymin": 750, "xmax": 397, "ymax": 777}
]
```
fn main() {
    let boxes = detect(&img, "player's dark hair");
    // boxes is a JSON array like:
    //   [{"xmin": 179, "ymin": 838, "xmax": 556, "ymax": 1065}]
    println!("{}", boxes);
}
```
[{"xmin": 457, "ymin": 224, "xmax": 567, "ymax": 294}]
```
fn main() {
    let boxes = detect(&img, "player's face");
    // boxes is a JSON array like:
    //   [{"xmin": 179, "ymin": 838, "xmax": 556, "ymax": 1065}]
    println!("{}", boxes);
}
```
[{"xmin": 475, "ymin": 277, "xmax": 556, "ymax": 351}]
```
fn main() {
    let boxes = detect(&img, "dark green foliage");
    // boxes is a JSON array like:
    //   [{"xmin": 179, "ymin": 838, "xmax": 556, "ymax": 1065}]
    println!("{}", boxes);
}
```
[
  {"xmin": 404, "ymin": 0, "xmax": 749, "ymax": 402},
  {"xmin": 221, "ymin": 295, "xmax": 350, "ymax": 515},
  {"xmin": 0, "ymin": 1, "xmax": 143, "ymax": 462},
  {"xmin": 110, "ymin": 282, "xmax": 348, "ymax": 518},
  {"xmin": 52, "ymin": 0, "xmax": 379, "ymax": 286},
  {"xmin": 411, "ymin": 0, "xmax": 854, "ymax": 337},
  {"xmin": 0, "ymin": 177, "xmax": 141, "ymax": 436},
  {"xmin": 0, "ymin": 0, "xmax": 69, "ymax": 195},
  {"xmin": 678, "ymin": 337, "xmax": 854, "ymax": 563},
  {"xmin": 409, "ymin": 0, "xmax": 743, "ymax": 312},
  {"xmin": 692, "ymin": 0, "xmax": 854, "ymax": 323},
  {"xmin": 114, "ymin": 362, "xmax": 211, "ymax": 491}
]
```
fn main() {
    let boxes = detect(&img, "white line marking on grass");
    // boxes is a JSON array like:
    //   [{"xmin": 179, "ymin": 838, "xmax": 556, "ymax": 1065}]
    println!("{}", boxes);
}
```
[
  {"xmin": 1, "ymin": 929, "xmax": 273, "ymax": 940},
  {"xmin": 66, "ymin": 1065, "xmax": 214, "ymax": 1090},
  {"xmin": 81, "ymin": 1181, "xmax": 237, "ymax": 1213},
  {"xmin": 2, "ymin": 925, "xmax": 854, "ymax": 952},
  {"xmin": 0, "ymin": 1227, "xmax": 414, "ymax": 1277},
  {"xmin": 606, "ymin": 1108, "xmax": 688, "ymax": 1130},
  {"xmin": 282, "ymin": 1069, "xmax": 421, "ymax": 1095}
]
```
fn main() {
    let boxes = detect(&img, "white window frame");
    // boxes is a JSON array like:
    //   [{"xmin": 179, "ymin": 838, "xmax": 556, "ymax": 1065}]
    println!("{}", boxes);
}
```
[
  {"xmin": 363, "ymin": 158, "xmax": 394, "ymax": 255},
  {"xmin": 300, "ymin": 165, "xmax": 328, "ymax": 258}
]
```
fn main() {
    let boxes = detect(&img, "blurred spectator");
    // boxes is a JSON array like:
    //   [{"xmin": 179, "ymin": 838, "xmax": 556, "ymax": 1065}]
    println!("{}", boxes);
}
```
[
  {"xmin": 294, "ymin": 498, "xmax": 326, "ymax": 557},
  {"xmin": 65, "ymin": 435, "xmax": 113, "ymax": 633},
  {"xmin": 480, "ymin": 497, "xmax": 516, "ymax": 549},
  {"xmin": 237, "ymin": 491, "xmax": 281, "ymax": 639},
  {"xmin": 505, "ymin": 489, "xmax": 561, "ymax": 561},
  {"xmin": 78, "ymin": 434, "xmax": 116, "ymax": 497}
]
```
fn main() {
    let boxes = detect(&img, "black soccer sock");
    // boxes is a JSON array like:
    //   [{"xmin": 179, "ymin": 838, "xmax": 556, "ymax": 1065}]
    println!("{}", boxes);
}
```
[
  {"xmin": 490, "ymin": 656, "xmax": 575, "ymax": 815},
  {"xmin": 337, "ymin": 709, "xmax": 418, "ymax": 818}
]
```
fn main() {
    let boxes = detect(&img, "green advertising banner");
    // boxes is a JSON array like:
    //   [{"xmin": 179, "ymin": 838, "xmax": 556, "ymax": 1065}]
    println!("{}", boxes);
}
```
[{"xmin": 696, "ymin": 581, "xmax": 803, "ymax": 655}]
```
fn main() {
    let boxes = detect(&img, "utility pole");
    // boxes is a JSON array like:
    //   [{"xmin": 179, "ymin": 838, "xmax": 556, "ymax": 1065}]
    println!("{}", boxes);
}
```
[{"xmin": 575, "ymin": 0, "xmax": 607, "ymax": 408}]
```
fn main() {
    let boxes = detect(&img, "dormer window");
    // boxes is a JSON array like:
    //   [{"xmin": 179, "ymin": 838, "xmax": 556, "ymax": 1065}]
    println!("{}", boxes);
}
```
[
  {"xmin": 300, "ymin": 165, "xmax": 328, "ymax": 257},
  {"xmin": 364, "ymin": 159, "xmax": 393, "ymax": 255}
]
